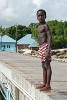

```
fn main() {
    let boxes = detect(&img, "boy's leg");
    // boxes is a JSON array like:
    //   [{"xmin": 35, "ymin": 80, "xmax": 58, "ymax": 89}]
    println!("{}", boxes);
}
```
[
  {"xmin": 46, "ymin": 64, "xmax": 52, "ymax": 87},
  {"xmin": 40, "ymin": 62, "xmax": 52, "ymax": 91},
  {"xmin": 36, "ymin": 62, "xmax": 47, "ymax": 89},
  {"xmin": 42, "ymin": 61, "xmax": 47, "ymax": 85}
]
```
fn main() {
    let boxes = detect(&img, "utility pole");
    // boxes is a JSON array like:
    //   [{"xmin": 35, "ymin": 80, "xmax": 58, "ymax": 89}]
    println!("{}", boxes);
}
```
[
  {"xmin": 15, "ymin": 24, "xmax": 17, "ymax": 52},
  {"xmin": 0, "ymin": 32, "xmax": 2, "ymax": 50}
]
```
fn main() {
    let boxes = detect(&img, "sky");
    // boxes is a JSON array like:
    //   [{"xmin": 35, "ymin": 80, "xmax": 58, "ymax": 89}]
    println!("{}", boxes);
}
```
[{"xmin": 0, "ymin": 0, "xmax": 67, "ymax": 27}]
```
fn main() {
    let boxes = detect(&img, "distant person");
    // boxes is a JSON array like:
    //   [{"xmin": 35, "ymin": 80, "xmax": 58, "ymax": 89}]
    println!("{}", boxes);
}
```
[
  {"xmin": 36, "ymin": 9, "xmax": 52, "ymax": 91},
  {"xmin": 2, "ymin": 46, "xmax": 5, "ymax": 51}
]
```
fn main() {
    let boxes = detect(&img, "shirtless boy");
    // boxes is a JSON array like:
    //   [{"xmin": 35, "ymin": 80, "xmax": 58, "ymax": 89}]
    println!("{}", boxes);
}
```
[{"xmin": 36, "ymin": 9, "xmax": 52, "ymax": 91}]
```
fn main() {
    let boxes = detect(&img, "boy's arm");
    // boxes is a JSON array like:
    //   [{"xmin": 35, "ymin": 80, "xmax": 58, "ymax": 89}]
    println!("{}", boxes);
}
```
[{"xmin": 44, "ymin": 24, "xmax": 52, "ymax": 57}]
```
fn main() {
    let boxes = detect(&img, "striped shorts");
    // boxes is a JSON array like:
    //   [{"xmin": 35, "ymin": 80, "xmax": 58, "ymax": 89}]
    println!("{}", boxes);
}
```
[{"xmin": 38, "ymin": 43, "xmax": 51, "ymax": 62}]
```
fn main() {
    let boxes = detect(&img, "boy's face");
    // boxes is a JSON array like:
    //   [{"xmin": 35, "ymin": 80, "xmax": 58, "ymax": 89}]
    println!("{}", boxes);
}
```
[{"xmin": 37, "ymin": 11, "xmax": 45, "ymax": 23}]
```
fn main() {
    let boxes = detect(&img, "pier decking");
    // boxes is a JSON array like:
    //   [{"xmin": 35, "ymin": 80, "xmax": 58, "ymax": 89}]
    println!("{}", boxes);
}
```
[{"xmin": 0, "ymin": 51, "xmax": 67, "ymax": 100}]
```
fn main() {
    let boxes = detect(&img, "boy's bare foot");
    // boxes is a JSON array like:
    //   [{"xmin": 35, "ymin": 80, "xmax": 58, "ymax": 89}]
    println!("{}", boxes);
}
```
[
  {"xmin": 40, "ymin": 85, "xmax": 51, "ymax": 91},
  {"xmin": 36, "ymin": 84, "xmax": 46, "ymax": 89}
]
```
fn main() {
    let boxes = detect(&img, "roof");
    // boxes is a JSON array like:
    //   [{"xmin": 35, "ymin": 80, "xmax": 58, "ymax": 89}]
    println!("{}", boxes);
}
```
[
  {"xmin": 28, "ymin": 41, "xmax": 39, "ymax": 48},
  {"xmin": 0, "ymin": 35, "xmax": 16, "ymax": 42},
  {"xmin": 17, "ymin": 34, "xmax": 35, "ymax": 44}
]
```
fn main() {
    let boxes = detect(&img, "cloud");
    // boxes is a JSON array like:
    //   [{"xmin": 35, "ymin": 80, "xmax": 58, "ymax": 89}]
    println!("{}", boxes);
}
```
[
  {"xmin": 0, "ymin": 0, "xmax": 8, "ymax": 11},
  {"xmin": 2, "ymin": 7, "xmax": 18, "ymax": 21},
  {"xmin": 36, "ymin": 0, "xmax": 67, "ymax": 21},
  {"xmin": 0, "ymin": 0, "xmax": 37, "ymax": 27},
  {"xmin": 0, "ymin": 0, "xmax": 67, "ymax": 27},
  {"xmin": 33, "ymin": 0, "xmax": 41, "ymax": 7}
]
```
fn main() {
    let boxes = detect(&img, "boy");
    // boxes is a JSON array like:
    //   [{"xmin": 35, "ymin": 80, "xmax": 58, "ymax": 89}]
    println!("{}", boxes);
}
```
[{"xmin": 36, "ymin": 9, "xmax": 52, "ymax": 91}]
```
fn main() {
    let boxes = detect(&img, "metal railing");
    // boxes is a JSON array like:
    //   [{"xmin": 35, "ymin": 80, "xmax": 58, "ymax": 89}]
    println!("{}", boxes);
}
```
[{"xmin": 0, "ymin": 81, "xmax": 15, "ymax": 100}]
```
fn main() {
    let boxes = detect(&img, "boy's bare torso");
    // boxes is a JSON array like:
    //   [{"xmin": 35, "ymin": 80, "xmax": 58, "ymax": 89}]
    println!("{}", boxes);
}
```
[{"xmin": 38, "ymin": 24, "xmax": 47, "ymax": 45}]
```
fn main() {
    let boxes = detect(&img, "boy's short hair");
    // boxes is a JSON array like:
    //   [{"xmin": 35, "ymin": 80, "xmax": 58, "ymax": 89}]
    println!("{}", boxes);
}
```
[{"xmin": 37, "ymin": 9, "xmax": 46, "ymax": 18}]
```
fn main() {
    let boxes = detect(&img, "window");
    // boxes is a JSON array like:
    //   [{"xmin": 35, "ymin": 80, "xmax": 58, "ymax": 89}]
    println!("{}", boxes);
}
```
[
  {"xmin": 9, "ymin": 45, "xmax": 10, "ymax": 48},
  {"xmin": 7, "ymin": 45, "xmax": 8, "ymax": 48}
]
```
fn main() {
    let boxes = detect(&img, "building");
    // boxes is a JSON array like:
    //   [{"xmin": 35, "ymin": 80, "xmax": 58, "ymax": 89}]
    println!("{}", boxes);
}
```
[
  {"xmin": 28, "ymin": 41, "xmax": 39, "ymax": 50},
  {"xmin": 0, "ymin": 35, "xmax": 16, "ymax": 52},
  {"xmin": 17, "ymin": 34, "xmax": 39, "ymax": 50}
]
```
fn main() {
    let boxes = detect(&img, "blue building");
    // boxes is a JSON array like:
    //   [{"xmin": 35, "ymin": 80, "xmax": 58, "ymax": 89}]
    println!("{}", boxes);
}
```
[
  {"xmin": 0, "ymin": 35, "xmax": 16, "ymax": 52},
  {"xmin": 28, "ymin": 41, "xmax": 39, "ymax": 50},
  {"xmin": 17, "ymin": 34, "xmax": 38, "ymax": 50}
]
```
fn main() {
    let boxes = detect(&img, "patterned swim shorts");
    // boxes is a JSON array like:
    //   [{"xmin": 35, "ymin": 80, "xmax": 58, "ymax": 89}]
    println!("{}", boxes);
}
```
[{"xmin": 38, "ymin": 43, "xmax": 51, "ymax": 62}]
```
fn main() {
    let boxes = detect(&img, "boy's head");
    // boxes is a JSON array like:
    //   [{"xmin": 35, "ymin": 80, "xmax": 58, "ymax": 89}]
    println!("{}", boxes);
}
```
[{"xmin": 37, "ymin": 9, "xmax": 46, "ymax": 23}]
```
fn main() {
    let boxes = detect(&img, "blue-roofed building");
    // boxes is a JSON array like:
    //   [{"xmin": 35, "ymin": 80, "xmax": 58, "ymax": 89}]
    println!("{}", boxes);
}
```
[
  {"xmin": 0, "ymin": 35, "xmax": 16, "ymax": 52},
  {"xmin": 17, "ymin": 34, "xmax": 38, "ymax": 50},
  {"xmin": 28, "ymin": 41, "xmax": 39, "ymax": 50}
]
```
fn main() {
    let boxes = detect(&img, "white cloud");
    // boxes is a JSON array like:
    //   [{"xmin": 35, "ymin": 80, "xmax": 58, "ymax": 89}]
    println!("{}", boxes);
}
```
[
  {"xmin": 0, "ymin": 0, "xmax": 37, "ymax": 27},
  {"xmin": 33, "ymin": 0, "xmax": 41, "ymax": 7},
  {"xmin": 0, "ymin": 0, "xmax": 67, "ymax": 27},
  {"xmin": 0, "ymin": 0, "xmax": 8, "ymax": 11},
  {"xmin": 37, "ymin": 0, "xmax": 67, "ymax": 21},
  {"xmin": 2, "ymin": 7, "xmax": 18, "ymax": 21}
]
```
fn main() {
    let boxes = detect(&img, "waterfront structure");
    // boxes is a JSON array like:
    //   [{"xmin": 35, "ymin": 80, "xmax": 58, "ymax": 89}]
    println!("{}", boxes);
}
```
[{"xmin": 0, "ymin": 35, "xmax": 16, "ymax": 52}]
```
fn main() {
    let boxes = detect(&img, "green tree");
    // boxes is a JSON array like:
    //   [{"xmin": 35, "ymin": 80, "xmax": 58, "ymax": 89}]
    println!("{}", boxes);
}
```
[
  {"xmin": 28, "ymin": 23, "xmax": 38, "ymax": 42},
  {"xmin": 5, "ymin": 25, "xmax": 31, "ymax": 40}
]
